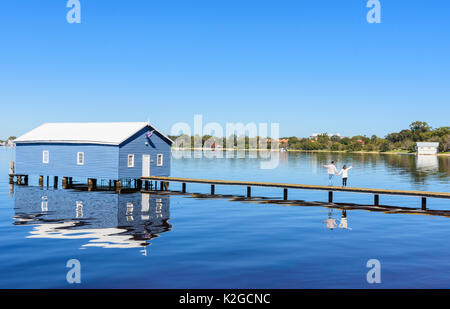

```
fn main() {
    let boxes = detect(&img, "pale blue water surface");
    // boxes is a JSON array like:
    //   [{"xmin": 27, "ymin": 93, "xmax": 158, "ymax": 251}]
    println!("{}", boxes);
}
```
[{"xmin": 0, "ymin": 148, "xmax": 449, "ymax": 288}]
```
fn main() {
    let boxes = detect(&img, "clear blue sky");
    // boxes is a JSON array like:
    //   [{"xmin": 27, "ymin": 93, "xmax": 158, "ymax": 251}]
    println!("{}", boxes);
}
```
[{"xmin": 0, "ymin": 0, "xmax": 449, "ymax": 139}]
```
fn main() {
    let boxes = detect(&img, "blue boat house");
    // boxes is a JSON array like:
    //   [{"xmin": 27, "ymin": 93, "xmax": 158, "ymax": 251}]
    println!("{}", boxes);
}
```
[{"xmin": 11, "ymin": 122, "xmax": 173, "ymax": 192}]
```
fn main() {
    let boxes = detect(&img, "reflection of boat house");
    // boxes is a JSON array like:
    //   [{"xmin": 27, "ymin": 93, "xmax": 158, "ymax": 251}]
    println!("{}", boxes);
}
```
[
  {"xmin": 416, "ymin": 142, "xmax": 439, "ymax": 155},
  {"xmin": 13, "ymin": 186, "xmax": 171, "ymax": 252},
  {"xmin": 14, "ymin": 122, "xmax": 173, "ymax": 187},
  {"xmin": 416, "ymin": 155, "xmax": 439, "ymax": 172}
]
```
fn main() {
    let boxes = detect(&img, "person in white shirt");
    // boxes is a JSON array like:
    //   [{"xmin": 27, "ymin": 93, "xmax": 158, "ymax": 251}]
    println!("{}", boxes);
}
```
[
  {"xmin": 323, "ymin": 210, "xmax": 338, "ymax": 230},
  {"xmin": 339, "ymin": 210, "xmax": 352, "ymax": 230},
  {"xmin": 323, "ymin": 161, "xmax": 338, "ymax": 186},
  {"xmin": 338, "ymin": 165, "xmax": 353, "ymax": 187}
]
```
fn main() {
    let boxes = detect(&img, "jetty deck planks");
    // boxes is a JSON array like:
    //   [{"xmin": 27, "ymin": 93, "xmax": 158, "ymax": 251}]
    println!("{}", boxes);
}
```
[{"xmin": 141, "ymin": 176, "xmax": 450, "ymax": 199}]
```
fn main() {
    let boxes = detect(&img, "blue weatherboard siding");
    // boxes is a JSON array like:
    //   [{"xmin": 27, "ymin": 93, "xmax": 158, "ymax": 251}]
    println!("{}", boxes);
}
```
[
  {"xmin": 14, "ymin": 125, "xmax": 172, "ymax": 180},
  {"xmin": 118, "ymin": 126, "xmax": 171, "ymax": 179},
  {"xmin": 15, "ymin": 143, "xmax": 119, "ymax": 179}
]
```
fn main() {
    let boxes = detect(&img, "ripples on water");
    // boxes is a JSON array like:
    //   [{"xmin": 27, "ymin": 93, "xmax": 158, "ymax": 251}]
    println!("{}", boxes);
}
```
[{"xmin": 0, "ymin": 148, "xmax": 449, "ymax": 288}]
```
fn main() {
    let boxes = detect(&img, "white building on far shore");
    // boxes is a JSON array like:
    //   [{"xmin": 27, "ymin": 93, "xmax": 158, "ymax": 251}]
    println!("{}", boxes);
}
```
[{"xmin": 416, "ymin": 142, "xmax": 439, "ymax": 155}]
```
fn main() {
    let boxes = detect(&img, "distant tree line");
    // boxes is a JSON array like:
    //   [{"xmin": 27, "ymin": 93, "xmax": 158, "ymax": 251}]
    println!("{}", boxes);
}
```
[{"xmin": 170, "ymin": 121, "xmax": 449, "ymax": 153}]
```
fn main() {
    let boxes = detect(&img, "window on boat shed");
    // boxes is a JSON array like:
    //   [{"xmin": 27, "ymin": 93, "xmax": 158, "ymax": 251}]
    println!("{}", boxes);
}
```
[
  {"xmin": 157, "ymin": 154, "xmax": 163, "ymax": 166},
  {"xmin": 42, "ymin": 150, "xmax": 49, "ymax": 164},
  {"xmin": 77, "ymin": 152, "xmax": 84, "ymax": 165},
  {"xmin": 128, "ymin": 154, "xmax": 135, "ymax": 168}
]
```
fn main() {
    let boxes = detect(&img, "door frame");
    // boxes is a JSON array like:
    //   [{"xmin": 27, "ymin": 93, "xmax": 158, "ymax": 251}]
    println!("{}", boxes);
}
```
[{"xmin": 142, "ymin": 154, "xmax": 151, "ymax": 177}]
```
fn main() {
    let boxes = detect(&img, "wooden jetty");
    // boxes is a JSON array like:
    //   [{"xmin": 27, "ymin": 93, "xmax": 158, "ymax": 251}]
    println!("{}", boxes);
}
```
[{"xmin": 141, "ymin": 176, "xmax": 450, "ymax": 210}]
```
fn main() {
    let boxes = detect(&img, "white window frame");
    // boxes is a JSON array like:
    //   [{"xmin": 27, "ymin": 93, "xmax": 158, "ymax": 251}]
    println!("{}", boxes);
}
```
[
  {"xmin": 128, "ymin": 154, "xmax": 135, "ymax": 168},
  {"xmin": 157, "ymin": 154, "xmax": 163, "ymax": 166},
  {"xmin": 77, "ymin": 152, "xmax": 84, "ymax": 165},
  {"xmin": 42, "ymin": 150, "xmax": 49, "ymax": 164}
]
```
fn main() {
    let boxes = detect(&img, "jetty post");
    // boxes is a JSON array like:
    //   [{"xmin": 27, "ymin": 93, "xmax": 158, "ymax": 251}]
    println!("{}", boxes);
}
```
[
  {"xmin": 62, "ymin": 177, "xmax": 68, "ymax": 189},
  {"xmin": 115, "ymin": 180, "xmax": 122, "ymax": 194},
  {"xmin": 8, "ymin": 162, "xmax": 14, "ymax": 184}
]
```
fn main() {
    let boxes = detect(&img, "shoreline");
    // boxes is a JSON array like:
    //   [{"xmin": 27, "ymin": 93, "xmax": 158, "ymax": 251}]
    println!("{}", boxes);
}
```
[{"xmin": 171, "ymin": 148, "xmax": 450, "ymax": 156}]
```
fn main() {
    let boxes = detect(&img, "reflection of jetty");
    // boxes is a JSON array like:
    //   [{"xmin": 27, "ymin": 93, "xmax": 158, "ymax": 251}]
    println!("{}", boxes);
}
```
[
  {"xmin": 141, "ymin": 176, "xmax": 450, "ymax": 210},
  {"xmin": 13, "ymin": 186, "xmax": 171, "ymax": 253}
]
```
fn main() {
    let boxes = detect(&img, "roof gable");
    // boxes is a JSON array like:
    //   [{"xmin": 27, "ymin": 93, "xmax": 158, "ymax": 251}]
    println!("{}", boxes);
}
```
[{"xmin": 15, "ymin": 122, "xmax": 173, "ymax": 146}]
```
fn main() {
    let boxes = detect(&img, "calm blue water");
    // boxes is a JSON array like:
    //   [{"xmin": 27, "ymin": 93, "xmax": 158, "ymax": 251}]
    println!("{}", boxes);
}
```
[{"xmin": 0, "ymin": 148, "xmax": 449, "ymax": 288}]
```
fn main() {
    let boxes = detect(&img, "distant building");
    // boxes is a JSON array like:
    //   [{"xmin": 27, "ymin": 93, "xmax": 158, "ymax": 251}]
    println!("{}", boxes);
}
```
[
  {"xmin": 416, "ymin": 142, "xmax": 439, "ymax": 155},
  {"xmin": 14, "ymin": 122, "xmax": 173, "ymax": 180}
]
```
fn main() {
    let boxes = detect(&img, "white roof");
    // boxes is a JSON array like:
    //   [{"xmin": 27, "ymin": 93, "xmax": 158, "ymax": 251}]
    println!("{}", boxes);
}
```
[
  {"xmin": 15, "ymin": 122, "xmax": 172, "ymax": 145},
  {"xmin": 417, "ymin": 142, "xmax": 439, "ymax": 147}
]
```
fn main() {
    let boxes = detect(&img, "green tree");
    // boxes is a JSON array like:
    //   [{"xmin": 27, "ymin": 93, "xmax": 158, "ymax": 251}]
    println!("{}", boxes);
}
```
[{"xmin": 409, "ymin": 121, "xmax": 432, "ymax": 141}]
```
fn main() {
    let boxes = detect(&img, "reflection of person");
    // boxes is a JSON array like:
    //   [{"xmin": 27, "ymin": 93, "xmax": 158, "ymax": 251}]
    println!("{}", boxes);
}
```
[
  {"xmin": 324, "ymin": 210, "xmax": 338, "ymax": 230},
  {"xmin": 323, "ymin": 161, "xmax": 338, "ymax": 186},
  {"xmin": 338, "ymin": 165, "xmax": 353, "ymax": 187},
  {"xmin": 339, "ymin": 210, "xmax": 352, "ymax": 230}
]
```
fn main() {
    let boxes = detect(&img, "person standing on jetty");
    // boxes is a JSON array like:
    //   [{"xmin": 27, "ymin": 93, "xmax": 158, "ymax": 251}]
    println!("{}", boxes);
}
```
[
  {"xmin": 323, "ymin": 161, "xmax": 338, "ymax": 186},
  {"xmin": 338, "ymin": 165, "xmax": 353, "ymax": 187}
]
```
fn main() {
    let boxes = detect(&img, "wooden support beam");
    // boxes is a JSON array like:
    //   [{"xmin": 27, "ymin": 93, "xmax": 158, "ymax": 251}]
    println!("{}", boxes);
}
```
[
  {"xmin": 137, "ymin": 179, "xmax": 142, "ymax": 190},
  {"xmin": 54, "ymin": 176, "xmax": 58, "ymax": 189},
  {"xmin": 9, "ymin": 175, "xmax": 14, "ymax": 184},
  {"xmin": 17, "ymin": 176, "xmax": 22, "ymax": 185},
  {"xmin": 39, "ymin": 176, "xmax": 44, "ymax": 187},
  {"xmin": 211, "ymin": 184, "xmax": 215, "ymax": 195},
  {"xmin": 422, "ymin": 197, "xmax": 427, "ymax": 210},
  {"xmin": 88, "ymin": 178, "xmax": 94, "ymax": 191},
  {"xmin": 374, "ymin": 194, "xmax": 379, "ymax": 206},
  {"xmin": 47, "ymin": 176, "xmax": 49, "ymax": 188},
  {"xmin": 62, "ymin": 177, "xmax": 68, "ymax": 189},
  {"xmin": 9, "ymin": 161, "xmax": 14, "ymax": 175},
  {"xmin": 247, "ymin": 186, "xmax": 251, "ymax": 198},
  {"xmin": 160, "ymin": 181, "xmax": 164, "ymax": 191},
  {"xmin": 283, "ymin": 188, "xmax": 288, "ymax": 200},
  {"xmin": 328, "ymin": 191, "xmax": 333, "ymax": 203},
  {"xmin": 115, "ymin": 180, "xmax": 122, "ymax": 194},
  {"xmin": 24, "ymin": 175, "xmax": 28, "ymax": 186},
  {"xmin": 69, "ymin": 177, "xmax": 73, "ymax": 187},
  {"xmin": 164, "ymin": 182, "xmax": 169, "ymax": 191},
  {"xmin": 144, "ymin": 180, "xmax": 149, "ymax": 190},
  {"xmin": 182, "ymin": 182, "xmax": 186, "ymax": 193}
]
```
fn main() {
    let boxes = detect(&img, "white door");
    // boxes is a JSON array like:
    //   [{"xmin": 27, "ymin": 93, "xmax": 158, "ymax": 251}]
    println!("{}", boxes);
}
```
[{"xmin": 142, "ymin": 154, "xmax": 150, "ymax": 177}]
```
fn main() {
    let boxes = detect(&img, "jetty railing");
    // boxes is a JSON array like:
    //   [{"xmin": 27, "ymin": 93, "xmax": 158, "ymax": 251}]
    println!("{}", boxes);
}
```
[{"xmin": 141, "ymin": 176, "xmax": 450, "ymax": 210}]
